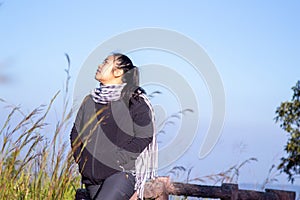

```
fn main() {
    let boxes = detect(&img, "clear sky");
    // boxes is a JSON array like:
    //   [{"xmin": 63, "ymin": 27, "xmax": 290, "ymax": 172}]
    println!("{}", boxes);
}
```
[{"xmin": 1, "ymin": 0, "xmax": 300, "ymax": 194}]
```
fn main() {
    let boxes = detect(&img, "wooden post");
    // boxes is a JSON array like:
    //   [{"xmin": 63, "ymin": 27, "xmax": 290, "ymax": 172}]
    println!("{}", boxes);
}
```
[
  {"xmin": 155, "ymin": 190, "xmax": 168, "ymax": 200},
  {"xmin": 144, "ymin": 177, "xmax": 170, "ymax": 200}
]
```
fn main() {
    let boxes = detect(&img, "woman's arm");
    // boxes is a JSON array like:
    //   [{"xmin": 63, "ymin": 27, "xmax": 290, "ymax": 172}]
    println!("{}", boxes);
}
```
[
  {"xmin": 70, "ymin": 97, "xmax": 87, "ymax": 163},
  {"xmin": 70, "ymin": 125, "xmax": 82, "ymax": 163},
  {"xmin": 116, "ymin": 94, "xmax": 154, "ymax": 154}
]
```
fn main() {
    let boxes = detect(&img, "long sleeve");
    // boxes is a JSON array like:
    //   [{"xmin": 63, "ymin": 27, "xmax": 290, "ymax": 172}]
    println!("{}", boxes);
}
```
[
  {"xmin": 70, "ymin": 97, "xmax": 86, "ymax": 163},
  {"xmin": 120, "ymin": 95, "xmax": 154, "ymax": 153},
  {"xmin": 112, "ymin": 94, "xmax": 154, "ymax": 170}
]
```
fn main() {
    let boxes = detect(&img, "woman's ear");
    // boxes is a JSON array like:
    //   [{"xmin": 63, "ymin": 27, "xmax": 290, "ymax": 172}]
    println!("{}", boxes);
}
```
[{"xmin": 113, "ymin": 68, "xmax": 124, "ymax": 78}]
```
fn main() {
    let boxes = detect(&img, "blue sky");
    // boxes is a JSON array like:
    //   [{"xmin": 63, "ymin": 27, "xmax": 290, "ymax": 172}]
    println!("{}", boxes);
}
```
[{"xmin": 1, "ymin": 0, "xmax": 300, "ymax": 193}]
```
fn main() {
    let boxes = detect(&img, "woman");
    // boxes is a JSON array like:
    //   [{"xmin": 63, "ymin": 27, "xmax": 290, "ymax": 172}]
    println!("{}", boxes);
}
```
[{"xmin": 70, "ymin": 53, "xmax": 157, "ymax": 200}]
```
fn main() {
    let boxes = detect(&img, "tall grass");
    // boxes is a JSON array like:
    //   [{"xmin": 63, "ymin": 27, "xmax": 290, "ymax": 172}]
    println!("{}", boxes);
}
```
[
  {"xmin": 0, "ymin": 54, "xmax": 80, "ymax": 199},
  {"xmin": 167, "ymin": 157, "xmax": 258, "ymax": 186}
]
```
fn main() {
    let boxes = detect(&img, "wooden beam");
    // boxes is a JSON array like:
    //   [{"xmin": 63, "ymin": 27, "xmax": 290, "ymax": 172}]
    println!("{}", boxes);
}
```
[{"xmin": 130, "ymin": 177, "xmax": 296, "ymax": 200}]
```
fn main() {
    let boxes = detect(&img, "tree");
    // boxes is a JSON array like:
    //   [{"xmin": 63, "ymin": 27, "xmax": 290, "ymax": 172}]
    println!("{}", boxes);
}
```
[{"xmin": 275, "ymin": 80, "xmax": 300, "ymax": 183}]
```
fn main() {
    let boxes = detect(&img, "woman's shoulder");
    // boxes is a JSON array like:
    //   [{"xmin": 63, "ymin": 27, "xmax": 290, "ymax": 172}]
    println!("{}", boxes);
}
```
[
  {"xmin": 129, "ymin": 87, "xmax": 154, "ymax": 125},
  {"xmin": 129, "ymin": 87, "xmax": 152, "ymax": 109},
  {"xmin": 77, "ymin": 94, "xmax": 95, "ymax": 110},
  {"xmin": 81, "ymin": 94, "xmax": 93, "ymax": 105}
]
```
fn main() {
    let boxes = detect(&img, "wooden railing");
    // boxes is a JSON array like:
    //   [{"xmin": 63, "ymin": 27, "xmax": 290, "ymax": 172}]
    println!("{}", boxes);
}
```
[{"xmin": 130, "ymin": 177, "xmax": 296, "ymax": 200}]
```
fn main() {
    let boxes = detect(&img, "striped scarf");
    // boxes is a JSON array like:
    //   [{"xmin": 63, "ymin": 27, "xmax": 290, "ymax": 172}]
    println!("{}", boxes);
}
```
[
  {"xmin": 91, "ymin": 83, "xmax": 126, "ymax": 104},
  {"xmin": 134, "ymin": 93, "xmax": 158, "ymax": 200}
]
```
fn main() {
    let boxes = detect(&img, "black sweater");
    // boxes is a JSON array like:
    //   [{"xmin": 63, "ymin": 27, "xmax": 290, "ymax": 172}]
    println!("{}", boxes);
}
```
[{"xmin": 70, "ymin": 91, "xmax": 154, "ymax": 185}]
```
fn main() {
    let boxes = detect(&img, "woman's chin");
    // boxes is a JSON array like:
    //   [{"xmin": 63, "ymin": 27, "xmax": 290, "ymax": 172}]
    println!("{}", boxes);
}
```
[{"xmin": 95, "ymin": 75, "xmax": 101, "ymax": 82}]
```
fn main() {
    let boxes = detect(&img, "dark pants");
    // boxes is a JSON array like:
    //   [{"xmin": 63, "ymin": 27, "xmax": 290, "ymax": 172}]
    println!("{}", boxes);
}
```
[{"xmin": 86, "ymin": 172, "xmax": 136, "ymax": 200}]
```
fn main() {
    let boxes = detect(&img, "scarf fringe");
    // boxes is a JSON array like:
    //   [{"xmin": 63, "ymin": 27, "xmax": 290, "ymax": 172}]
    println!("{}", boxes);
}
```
[{"xmin": 134, "ymin": 93, "xmax": 158, "ymax": 200}]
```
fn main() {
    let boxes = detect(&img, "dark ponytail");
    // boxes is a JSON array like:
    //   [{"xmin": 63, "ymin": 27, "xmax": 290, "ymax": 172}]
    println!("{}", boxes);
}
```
[{"xmin": 113, "ymin": 53, "xmax": 142, "ymax": 105}]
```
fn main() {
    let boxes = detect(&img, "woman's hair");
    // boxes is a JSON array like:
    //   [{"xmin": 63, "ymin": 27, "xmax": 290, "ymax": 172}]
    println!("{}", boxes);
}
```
[{"xmin": 112, "ymin": 53, "xmax": 141, "ymax": 104}]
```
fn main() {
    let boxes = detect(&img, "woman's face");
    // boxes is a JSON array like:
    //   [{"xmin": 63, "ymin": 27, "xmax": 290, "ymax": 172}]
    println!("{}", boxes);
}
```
[{"xmin": 95, "ymin": 55, "xmax": 123, "ymax": 84}]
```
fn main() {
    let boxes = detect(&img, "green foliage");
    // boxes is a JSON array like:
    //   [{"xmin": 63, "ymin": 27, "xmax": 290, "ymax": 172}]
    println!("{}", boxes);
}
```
[
  {"xmin": 0, "ymin": 54, "xmax": 80, "ymax": 199},
  {"xmin": 0, "ymin": 93, "xmax": 80, "ymax": 199},
  {"xmin": 275, "ymin": 80, "xmax": 300, "ymax": 183}
]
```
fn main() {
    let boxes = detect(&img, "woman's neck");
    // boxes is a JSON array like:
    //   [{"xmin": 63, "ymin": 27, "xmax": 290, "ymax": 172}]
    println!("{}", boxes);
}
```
[{"xmin": 100, "ymin": 78, "xmax": 123, "ymax": 85}]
